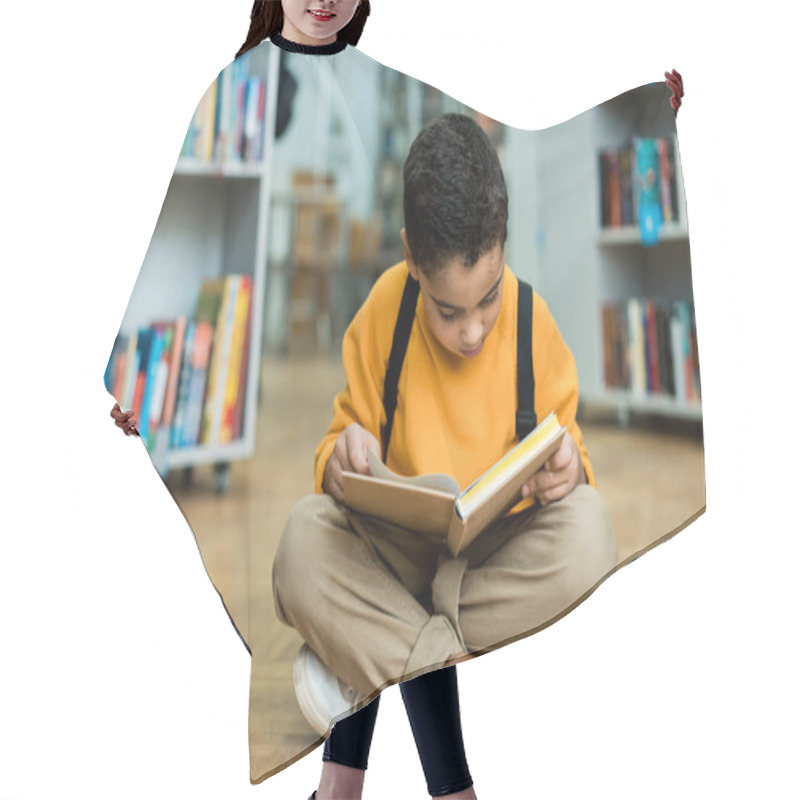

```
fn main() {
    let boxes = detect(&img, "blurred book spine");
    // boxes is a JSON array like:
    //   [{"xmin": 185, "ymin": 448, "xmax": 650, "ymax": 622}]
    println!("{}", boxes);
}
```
[
  {"xmin": 179, "ymin": 53, "xmax": 266, "ymax": 165},
  {"xmin": 103, "ymin": 274, "xmax": 252, "ymax": 455},
  {"xmin": 601, "ymin": 298, "xmax": 700, "ymax": 405},
  {"xmin": 599, "ymin": 134, "xmax": 680, "ymax": 229}
]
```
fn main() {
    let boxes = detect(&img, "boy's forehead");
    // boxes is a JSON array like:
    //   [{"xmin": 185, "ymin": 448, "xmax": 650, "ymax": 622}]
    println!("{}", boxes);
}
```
[{"xmin": 425, "ymin": 244, "xmax": 505, "ymax": 306}]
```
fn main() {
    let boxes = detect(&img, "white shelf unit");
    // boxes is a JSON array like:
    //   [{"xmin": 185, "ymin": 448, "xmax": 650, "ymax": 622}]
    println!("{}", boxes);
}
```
[
  {"xmin": 531, "ymin": 82, "xmax": 700, "ymax": 425},
  {"xmin": 116, "ymin": 44, "xmax": 281, "ymax": 485}
]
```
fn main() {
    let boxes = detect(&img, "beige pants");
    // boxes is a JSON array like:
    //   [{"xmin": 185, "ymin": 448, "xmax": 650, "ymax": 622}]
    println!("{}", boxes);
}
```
[{"xmin": 273, "ymin": 485, "xmax": 617, "ymax": 697}]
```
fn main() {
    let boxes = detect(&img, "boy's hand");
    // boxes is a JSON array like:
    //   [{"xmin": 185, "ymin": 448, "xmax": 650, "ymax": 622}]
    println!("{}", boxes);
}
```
[
  {"xmin": 110, "ymin": 402, "xmax": 139, "ymax": 436},
  {"xmin": 323, "ymin": 423, "xmax": 381, "ymax": 503},
  {"xmin": 665, "ymin": 68, "xmax": 684, "ymax": 116},
  {"xmin": 520, "ymin": 430, "xmax": 586, "ymax": 507}
]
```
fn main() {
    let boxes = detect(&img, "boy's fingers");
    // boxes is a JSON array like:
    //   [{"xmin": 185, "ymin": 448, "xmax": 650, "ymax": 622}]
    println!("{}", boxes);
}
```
[
  {"xmin": 536, "ymin": 464, "xmax": 572, "ymax": 495},
  {"xmin": 345, "ymin": 427, "xmax": 369, "ymax": 474},
  {"xmin": 536, "ymin": 474, "xmax": 570, "ymax": 506},
  {"xmin": 333, "ymin": 436, "xmax": 352, "ymax": 473},
  {"xmin": 547, "ymin": 443, "xmax": 572, "ymax": 473},
  {"xmin": 327, "ymin": 459, "xmax": 345, "ymax": 502}
]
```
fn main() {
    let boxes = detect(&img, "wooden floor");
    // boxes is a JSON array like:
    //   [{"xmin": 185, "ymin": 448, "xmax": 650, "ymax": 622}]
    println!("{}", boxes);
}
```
[{"xmin": 164, "ymin": 354, "xmax": 705, "ymax": 783}]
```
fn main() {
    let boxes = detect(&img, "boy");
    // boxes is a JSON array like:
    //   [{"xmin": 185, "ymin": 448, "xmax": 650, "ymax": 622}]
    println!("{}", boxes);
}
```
[{"xmin": 273, "ymin": 112, "xmax": 618, "ymax": 731}]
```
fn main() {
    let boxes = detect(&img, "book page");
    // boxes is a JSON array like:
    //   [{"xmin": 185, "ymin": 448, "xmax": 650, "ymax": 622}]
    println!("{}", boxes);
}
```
[{"xmin": 365, "ymin": 449, "xmax": 461, "ymax": 496}]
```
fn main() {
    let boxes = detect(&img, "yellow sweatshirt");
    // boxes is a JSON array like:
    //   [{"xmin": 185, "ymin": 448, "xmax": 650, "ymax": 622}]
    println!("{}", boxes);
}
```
[{"xmin": 314, "ymin": 262, "xmax": 595, "ymax": 514}]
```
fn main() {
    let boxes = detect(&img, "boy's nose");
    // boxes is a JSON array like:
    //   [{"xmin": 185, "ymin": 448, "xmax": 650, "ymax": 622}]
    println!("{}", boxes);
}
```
[{"xmin": 462, "ymin": 320, "xmax": 483, "ymax": 348}]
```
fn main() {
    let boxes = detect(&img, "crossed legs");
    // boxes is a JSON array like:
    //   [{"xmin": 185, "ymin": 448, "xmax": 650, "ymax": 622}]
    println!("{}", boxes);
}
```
[{"xmin": 273, "ymin": 485, "xmax": 617, "ymax": 698}]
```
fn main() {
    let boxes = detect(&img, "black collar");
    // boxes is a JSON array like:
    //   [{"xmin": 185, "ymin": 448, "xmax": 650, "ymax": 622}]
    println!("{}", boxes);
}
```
[{"xmin": 270, "ymin": 32, "xmax": 348, "ymax": 55}]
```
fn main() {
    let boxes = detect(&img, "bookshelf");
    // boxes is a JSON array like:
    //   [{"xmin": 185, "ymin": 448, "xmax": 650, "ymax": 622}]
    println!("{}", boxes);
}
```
[
  {"xmin": 528, "ymin": 82, "xmax": 700, "ymax": 426},
  {"xmin": 108, "ymin": 44, "xmax": 281, "ymax": 490}
]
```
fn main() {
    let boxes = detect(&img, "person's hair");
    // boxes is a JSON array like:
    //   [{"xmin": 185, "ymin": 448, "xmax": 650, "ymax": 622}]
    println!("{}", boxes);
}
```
[
  {"xmin": 403, "ymin": 113, "xmax": 508, "ymax": 276},
  {"xmin": 236, "ymin": 1, "xmax": 371, "ymax": 60}
]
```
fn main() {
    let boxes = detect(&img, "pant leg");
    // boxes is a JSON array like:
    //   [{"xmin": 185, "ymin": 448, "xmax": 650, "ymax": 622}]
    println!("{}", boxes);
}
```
[
  {"xmin": 400, "ymin": 666, "xmax": 473, "ymax": 797},
  {"xmin": 430, "ymin": 485, "xmax": 618, "ymax": 653},
  {"xmin": 272, "ymin": 493, "xmax": 466, "ymax": 697},
  {"xmin": 323, "ymin": 694, "xmax": 381, "ymax": 770}
]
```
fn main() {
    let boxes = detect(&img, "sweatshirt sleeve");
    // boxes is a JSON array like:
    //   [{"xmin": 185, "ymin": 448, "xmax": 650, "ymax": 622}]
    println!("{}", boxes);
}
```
[
  {"xmin": 313, "ymin": 268, "xmax": 402, "ymax": 493},
  {"xmin": 532, "ymin": 294, "xmax": 597, "ymax": 488}
]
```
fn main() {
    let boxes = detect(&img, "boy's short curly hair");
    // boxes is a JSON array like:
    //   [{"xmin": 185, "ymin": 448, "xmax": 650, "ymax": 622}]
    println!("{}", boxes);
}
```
[{"xmin": 403, "ymin": 113, "xmax": 508, "ymax": 275}]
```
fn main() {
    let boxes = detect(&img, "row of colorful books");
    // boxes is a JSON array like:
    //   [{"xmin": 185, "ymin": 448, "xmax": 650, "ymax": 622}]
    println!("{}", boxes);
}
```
[
  {"xmin": 601, "ymin": 298, "xmax": 700, "ymax": 404},
  {"xmin": 104, "ymin": 274, "xmax": 253, "ymax": 452},
  {"xmin": 180, "ymin": 51, "xmax": 266, "ymax": 164},
  {"xmin": 599, "ymin": 135, "xmax": 680, "ymax": 228}
]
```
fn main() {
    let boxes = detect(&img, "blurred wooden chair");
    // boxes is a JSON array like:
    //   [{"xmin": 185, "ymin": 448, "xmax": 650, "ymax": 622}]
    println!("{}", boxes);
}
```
[{"xmin": 286, "ymin": 171, "xmax": 343, "ymax": 352}]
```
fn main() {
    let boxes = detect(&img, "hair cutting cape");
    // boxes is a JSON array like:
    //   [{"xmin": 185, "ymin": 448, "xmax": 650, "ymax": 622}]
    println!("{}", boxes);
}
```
[{"xmin": 104, "ymin": 35, "xmax": 703, "ymax": 784}]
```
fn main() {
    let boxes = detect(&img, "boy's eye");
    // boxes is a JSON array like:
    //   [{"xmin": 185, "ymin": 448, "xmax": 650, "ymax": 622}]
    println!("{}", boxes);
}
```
[{"xmin": 437, "ymin": 291, "xmax": 498, "ymax": 323}]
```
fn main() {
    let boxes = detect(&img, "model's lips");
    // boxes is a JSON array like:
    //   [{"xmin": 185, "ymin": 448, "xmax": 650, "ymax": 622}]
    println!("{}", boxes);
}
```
[
  {"xmin": 308, "ymin": 9, "xmax": 335, "ymax": 21},
  {"xmin": 461, "ymin": 342, "xmax": 484, "ymax": 358}
]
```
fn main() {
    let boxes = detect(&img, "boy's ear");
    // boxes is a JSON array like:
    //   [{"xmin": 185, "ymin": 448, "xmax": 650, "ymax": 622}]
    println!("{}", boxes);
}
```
[{"xmin": 400, "ymin": 228, "xmax": 419, "ymax": 281}]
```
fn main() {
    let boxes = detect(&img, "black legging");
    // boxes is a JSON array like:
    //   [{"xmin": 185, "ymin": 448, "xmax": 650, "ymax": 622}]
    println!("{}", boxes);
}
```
[{"xmin": 323, "ymin": 666, "xmax": 473, "ymax": 797}]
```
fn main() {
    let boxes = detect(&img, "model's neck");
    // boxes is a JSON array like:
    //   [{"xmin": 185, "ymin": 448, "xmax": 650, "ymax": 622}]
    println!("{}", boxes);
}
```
[{"xmin": 270, "ymin": 31, "xmax": 348, "ymax": 55}]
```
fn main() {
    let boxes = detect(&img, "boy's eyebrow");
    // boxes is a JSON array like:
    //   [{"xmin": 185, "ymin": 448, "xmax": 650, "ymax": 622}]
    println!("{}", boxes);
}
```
[{"xmin": 431, "ymin": 271, "xmax": 504, "ymax": 310}]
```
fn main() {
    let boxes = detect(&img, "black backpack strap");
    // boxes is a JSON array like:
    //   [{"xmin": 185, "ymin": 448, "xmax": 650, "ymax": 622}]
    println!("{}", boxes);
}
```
[
  {"xmin": 516, "ymin": 278, "xmax": 537, "ymax": 440},
  {"xmin": 382, "ymin": 274, "xmax": 420, "ymax": 460}
]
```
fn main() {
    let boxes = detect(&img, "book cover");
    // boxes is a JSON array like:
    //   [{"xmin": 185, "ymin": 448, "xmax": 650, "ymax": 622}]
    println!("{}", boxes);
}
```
[
  {"xmin": 196, "ymin": 278, "xmax": 227, "ymax": 444},
  {"xmin": 645, "ymin": 299, "xmax": 660, "ymax": 395},
  {"xmin": 656, "ymin": 305, "xmax": 674, "ymax": 398},
  {"xmin": 186, "ymin": 321, "xmax": 214, "ymax": 446},
  {"xmin": 627, "ymin": 298, "xmax": 646, "ymax": 396},
  {"xmin": 599, "ymin": 152, "xmax": 610, "ymax": 227},
  {"xmin": 657, "ymin": 137, "xmax": 674, "ymax": 223},
  {"xmin": 161, "ymin": 316, "xmax": 186, "ymax": 429},
  {"xmin": 121, "ymin": 332, "xmax": 139, "ymax": 411},
  {"xmin": 342, "ymin": 412, "xmax": 567, "ymax": 556},
  {"xmin": 670, "ymin": 313, "xmax": 687, "ymax": 404},
  {"xmin": 232, "ymin": 277, "xmax": 254, "ymax": 442},
  {"xmin": 255, "ymin": 80, "xmax": 266, "ymax": 162},
  {"xmin": 602, "ymin": 304, "xmax": 614, "ymax": 388},
  {"xmin": 676, "ymin": 301, "xmax": 693, "ymax": 402},
  {"xmin": 172, "ymin": 320, "xmax": 196, "ymax": 448},
  {"xmin": 112, "ymin": 350, "xmax": 127, "ymax": 402},
  {"xmin": 668, "ymin": 134, "xmax": 680, "ymax": 223},
  {"xmin": 607, "ymin": 150, "xmax": 622, "ymax": 227},
  {"xmin": 616, "ymin": 304, "xmax": 630, "ymax": 389},
  {"xmin": 212, "ymin": 69, "xmax": 223, "ymax": 162},
  {"xmin": 221, "ymin": 275, "xmax": 251, "ymax": 443},
  {"xmin": 633, "ymin": 137, "xmax": 663, "ymax": 245},
  {"xmin": 204, "ymin": 78, "xmax": 218, "ymax": 162},
  {"xmin": 204, "ymin": 275, "xmax": 240, "ymax": 445},
  {"xmin": 138, "ymin": 327, "xmax": 165, "ymax": 444},
  {"xmin": 146, "ymin": 325, "xmax": 173, "ymax": 448},
  {"xmin": 131, "ymin": 329, "xmax": 154, "ymax": 419},
  {"xmin": 620, "ymin": 148, "xmax": 633, "ymax": 225}
]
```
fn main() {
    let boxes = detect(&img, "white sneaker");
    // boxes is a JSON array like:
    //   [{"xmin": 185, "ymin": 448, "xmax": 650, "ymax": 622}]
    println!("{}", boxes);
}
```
[{"xmin": 292, "ymin": 643, "xmax": 361, "ymax": 735}]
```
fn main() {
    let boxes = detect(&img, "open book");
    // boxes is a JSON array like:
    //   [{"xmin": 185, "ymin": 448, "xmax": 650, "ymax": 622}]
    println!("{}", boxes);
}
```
[{"xmin": 342, "ymin": 412, "xmax": 567, "ymax": 556}]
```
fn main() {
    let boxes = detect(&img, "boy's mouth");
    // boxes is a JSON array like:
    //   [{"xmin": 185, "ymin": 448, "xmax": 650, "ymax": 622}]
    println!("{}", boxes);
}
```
[
  {"xmin": 308, "ymin": 9, "xmax": 335, "ymax": 21},
  {"xmin": 460, "ymin": 342, "xmax": 484, "ymax": 358}
]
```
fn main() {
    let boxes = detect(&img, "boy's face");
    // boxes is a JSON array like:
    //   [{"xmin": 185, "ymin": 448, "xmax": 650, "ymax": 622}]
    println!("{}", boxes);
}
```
[{"xmin": 402, "ymin": 231, "xmax": 505, "ymax": 360}]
